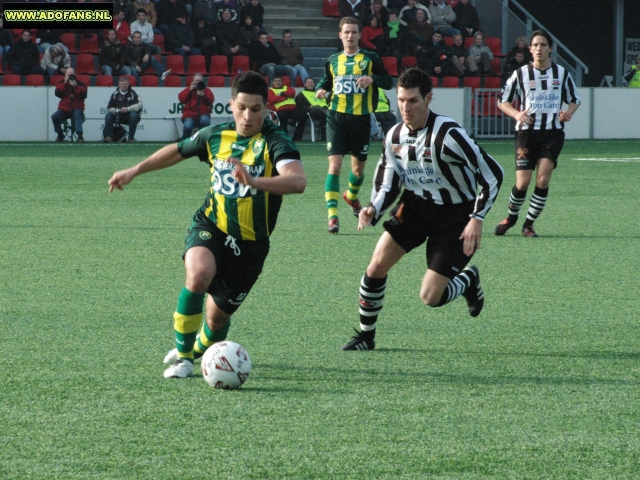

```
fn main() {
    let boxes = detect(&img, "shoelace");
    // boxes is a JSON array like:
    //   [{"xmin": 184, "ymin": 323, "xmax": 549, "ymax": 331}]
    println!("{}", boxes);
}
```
[{"xmin": 225, "ymin": 235, "xmax": 241, "ymax": 256}]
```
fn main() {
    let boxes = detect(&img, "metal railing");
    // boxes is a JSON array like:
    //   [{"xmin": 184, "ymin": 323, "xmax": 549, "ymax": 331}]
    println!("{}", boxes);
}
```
[{"xmin": 472, "ymin": 89, "xmax": 515, "ymax": 139}]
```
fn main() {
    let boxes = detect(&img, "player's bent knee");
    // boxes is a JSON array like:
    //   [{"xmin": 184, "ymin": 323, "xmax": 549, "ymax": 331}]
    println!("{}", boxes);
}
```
[{"xmin": 185, "ymin": 271, "xmax": 214, "ymax": 293}]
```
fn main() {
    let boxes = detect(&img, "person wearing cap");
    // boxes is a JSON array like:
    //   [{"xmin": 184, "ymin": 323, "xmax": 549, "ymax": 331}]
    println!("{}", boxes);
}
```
[{"xmin": 40, "ymin": 43, "xmax": 71, "ymax": 79}]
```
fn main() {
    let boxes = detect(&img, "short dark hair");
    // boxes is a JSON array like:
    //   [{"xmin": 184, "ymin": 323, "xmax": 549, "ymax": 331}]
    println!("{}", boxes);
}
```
[
  {"xmin": 530, "ymin": 29, "xmax": 553, "ymax": 48},
  {"xmin": 397, "ymin": 68, "xmax": 433, "ymax": 98},
  {"xmin": 339, "ymin": 16, "xmax": 362, "ymax": 33},
  {"xmin": 136, "ymin": 8, "xmax": 146, "ymax": 15},
  {"xmin": 282, "ymin": 29, "xmax": 292, "ymax": 36},
  {"xmin": 231, "ymin": 71, "xmax": 268, "ymax": 104}
]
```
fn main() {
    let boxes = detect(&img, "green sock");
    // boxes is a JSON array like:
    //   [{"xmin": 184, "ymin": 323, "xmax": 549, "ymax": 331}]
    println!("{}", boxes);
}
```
[
  {"xmin": 172, "ymin": 287, "xmax": 205, "ymax": 362},
  {"xmin": 325, "ymin": 173, "xmax": 340, "ymax": 219},
  {"xmin": 346, "ymin": 171, "xmax": 364, "ymax": 202},
  {"xmin": 193, "ymin": 319, "xmax": 231, "ymax": 359}
]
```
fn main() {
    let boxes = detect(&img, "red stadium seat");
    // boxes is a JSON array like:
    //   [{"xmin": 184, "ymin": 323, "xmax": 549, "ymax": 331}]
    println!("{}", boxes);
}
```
[
  {"xmin": 464, "ymin": 37, "xmax": 474, "ymax": 49},
  {"xmin": 442, "ymin": 76, "xmax": 460, "ymax": 88},
  {"xmin": 230, "ymin": 55, "xmax": 250, "ymax": 75},
  {"xmin": 187, "ymin": 55, "xmax": 207, "ymax": 74},
  {"xmin": 76, "ymin": 74, "xmax": 91, "ymax": 85},
  {"xmin": 141, "ymin": 55, "xmax": 162, "ymax": 75},
  {"xmin": 444, "ymin": 37, "xmax": 454, "ymax": 47},
  {"xmin": 153, "ymin": 34, "xmax": 169, "ymax": 54},
  {"xmin": 123, "ymin": 74, "xmax": 136, "ymax": 86},
  {"xmin": 50, "ymin": 74, "xmax": 65, "ymax": 85},
  {"xmin": 208, "ymin": 75, "xmax": 225, "ymax": 87},
  {"xmin": 322, "ymin": 0, "xmax": 340, "ymax": 17},
  {"xmin": 483, "ymin": 76, "xmax": 503, "ymax": 89},
  {"xmin": 485, "ymin": 37, "xmax": 503, "ymax": 57},
  {"xmin": 490, "ymin": 58, "xmax": 502, "ymax": 76},
  {"xmin": 479, "ymin": 96, "xmax": 502, "ymax": 116},
  {"xmin": 25, "ymin": 74, "xmax": 45, "ymax": 86},
  {"xmin": 162, "ymin": 75, "xmax": 182, "ymax": 87},
  {"xmin": 209, "ymin": 55, "xmax": 230, "ymax": 76},
  {"xmin": 141, "ymin": 75, "xmax": 159, "ymax": 86},
  {"xmin": 463, "ymin": 76, "xmax": 481, "ymax": 91},
  {"xmin": 75, "ymin": 54, "xmax": 98, "ymax": 75},
  {"xmin": 295, "ymin": 76, "xmax": 304, "ymax": 87},
  {"xmin": 430, "ymin": 76, "xmax": 439, "ymax": 88},
  {"xmin": 381, "ymin": 56, "xmax": 398, "ymax": 76},
  {"xmin": 79, "ymin": 34, "xmax": 99, "ymax": 53},
  {"xmin": 96, "ymin": 75, "xmax": 114, "ymax": 86},
  {"xmin": 60, "ymin": 32, "xmax": 77, "ymax": 53},
  {"xmin": 165, "ymin": 55, "xmax": 186, "ymax": 75},
  {"xmin": 401, "ymin": 56, "xmax": 417, "ymax": 71},
  {"xmin": 2, "ymin": 74, "xmax": 22, "ymax": 86}
]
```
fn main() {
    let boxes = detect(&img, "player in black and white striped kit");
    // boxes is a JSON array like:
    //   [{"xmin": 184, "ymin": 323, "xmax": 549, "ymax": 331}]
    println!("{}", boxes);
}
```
[
  {"xmin": 495, "ymin": 29, "xmax": 580, "ymax": 237},
  {"xmin": 341, "ymin": 68, "xmax": 503, "ymax": 351}
]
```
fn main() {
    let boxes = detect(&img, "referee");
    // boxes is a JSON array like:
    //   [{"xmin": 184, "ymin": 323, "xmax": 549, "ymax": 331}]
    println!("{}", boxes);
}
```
[
  {"xmin": 495, "ymin": 29, "xmax": 580, "ymax": 238},
  {"xmin": 341, "ymin": 68, "xmax": 503, "ymax": 351},
  {"xmin": 316, "ymin": 16, "xmax": 393, "ymax": 234}
]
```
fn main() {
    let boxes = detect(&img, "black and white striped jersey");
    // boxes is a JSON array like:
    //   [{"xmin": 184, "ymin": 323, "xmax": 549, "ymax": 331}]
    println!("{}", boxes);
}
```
[
  {"xmin": 369, "ymin": 111, "xmax": 504, "ymax": 222},
  {"xmin": 500, "ymin": 61, "xmax": 581, "ymax": 130}
]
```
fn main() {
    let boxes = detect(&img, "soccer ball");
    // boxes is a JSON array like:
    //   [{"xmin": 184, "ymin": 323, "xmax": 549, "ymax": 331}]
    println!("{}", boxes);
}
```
[{"xmin": 201, "ymin": 341, "xmax": 252, "ymax": 389}]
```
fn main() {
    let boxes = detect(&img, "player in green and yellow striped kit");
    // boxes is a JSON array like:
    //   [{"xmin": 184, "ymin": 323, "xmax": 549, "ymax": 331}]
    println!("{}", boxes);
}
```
[
  {"xmin": 108, "ymin": 72, "xmax": 307, "ymax": 379},
  {"xmin": 316, "ymin": 16, "xmax": 393, "ymax": 234}
]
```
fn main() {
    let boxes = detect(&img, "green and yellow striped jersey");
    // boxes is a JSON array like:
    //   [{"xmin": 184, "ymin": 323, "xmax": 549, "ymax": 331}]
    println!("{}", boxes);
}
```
[
  {"xmin": 317, "ymin": 49, "xmax": 393, "ymax": 115},
  {"xmin": 178, "ymin": 120, "xmax": 300, "ymax": 241}
]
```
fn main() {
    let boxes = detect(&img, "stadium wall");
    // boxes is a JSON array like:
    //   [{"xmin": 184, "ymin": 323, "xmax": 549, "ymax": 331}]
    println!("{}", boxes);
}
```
[{"xmin": 0, "ymin": 87, "xmax": 638, "ymax": 141}]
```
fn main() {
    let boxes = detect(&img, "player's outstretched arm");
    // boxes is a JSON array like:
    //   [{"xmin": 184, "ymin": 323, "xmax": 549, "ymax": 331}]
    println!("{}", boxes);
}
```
[
  {"xmin": 108, "ymin": 144, "xmax": 185, "ymax": 192},
  {"xmin": 229, "ymin": 158, "xmax": 306, "ymax": 195}
]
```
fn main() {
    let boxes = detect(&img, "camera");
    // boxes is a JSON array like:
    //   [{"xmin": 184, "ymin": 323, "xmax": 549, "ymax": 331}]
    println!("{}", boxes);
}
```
[
  {"xmin": 196, "ymin": 80, "xmax": 206, "ymax": 91},
  {"xmin": 67, "ymin": 74, "xmax": 76, "ymax": 81}
]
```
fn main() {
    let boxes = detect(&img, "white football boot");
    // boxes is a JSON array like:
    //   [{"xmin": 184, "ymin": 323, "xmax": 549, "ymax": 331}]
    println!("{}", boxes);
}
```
[
  {"xmin": 163, "ymin": 359, "xmax": 194, "ymax": 378},
  {"xmin": 163, "ymin": 348, "xmax": 179, "ymax": 365}
]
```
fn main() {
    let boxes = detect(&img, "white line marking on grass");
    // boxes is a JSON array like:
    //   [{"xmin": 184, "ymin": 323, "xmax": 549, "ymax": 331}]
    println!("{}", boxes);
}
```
[{"xmin": 574, "ymin": 158, "xmax": 640, "ymax": 162}]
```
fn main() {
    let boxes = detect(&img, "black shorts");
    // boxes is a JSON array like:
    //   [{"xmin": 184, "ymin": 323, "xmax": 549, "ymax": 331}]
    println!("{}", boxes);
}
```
[
  {"xmin": 326, "ymin": 111, "xmax": 371, "ymax": 161},
  {"xmin": 183, "ymin": 209, "xmax": 270, "ymax": 314},
  {"xmin": 514, "ymin": 130, "xmax": 565, "ymax": 170},
  {"xmin": 383, "ymin": 192, "xmax": 474, "ymax": 279}
]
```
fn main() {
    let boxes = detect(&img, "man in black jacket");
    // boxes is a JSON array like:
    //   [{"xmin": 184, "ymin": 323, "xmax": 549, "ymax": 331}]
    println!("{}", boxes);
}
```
[
  {"xmin": 99, "ymin": 29, "xmax": 126, "ymax": 77},
  {"xmin": 249, "ymin": 32, "xmax": 295, "ymax": 87},
  {"xmin": 103, "ymin": 76, "xmax": 143, "ymax": 142},
  {"xmin": 452, "ymin": 0, "xmax": 480, "ymax": 38},
  {"xmin": 417, "ymin": 31, "xmax": 457, "ymax": 77},
  {"xmin": 166, "ymin": 13, "xmax": 201, "ymax": 57},
  {"xmin": 7, "ymin": 30, "xmax": 45, "ymax": 76}
]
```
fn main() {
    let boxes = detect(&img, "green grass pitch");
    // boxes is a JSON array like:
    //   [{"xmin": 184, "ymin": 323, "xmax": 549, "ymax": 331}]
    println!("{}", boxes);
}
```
[{"xmin": 1, "ymin": 139, "xmax": 639, "ymax": 478}]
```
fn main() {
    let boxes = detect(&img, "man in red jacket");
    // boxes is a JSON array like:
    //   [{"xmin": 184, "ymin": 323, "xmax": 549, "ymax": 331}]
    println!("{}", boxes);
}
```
[
  {"xmin": 51, "ymin": 68, "xmax": 88, "ymax": 142},
  {"xmin": 178, "ymin": 73, "xmax": 215, "ymax": 140},
  {"xmin": 267, "ymin": 75, "xmax": 297, "ymax": 139}
]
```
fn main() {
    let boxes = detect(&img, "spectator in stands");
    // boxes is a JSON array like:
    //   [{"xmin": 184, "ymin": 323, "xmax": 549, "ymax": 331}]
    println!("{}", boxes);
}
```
[
  {"xmin": 449, "ymin": 32, "xmax": 478, "ymax": 76},
  {"xmin": 624, "ymin": 55, "xmax": 640, "ymax": 88},
  {"xmin": 215, "ymin": 8, "xmax": 248, "ymax": 69},
  {"xmin": 193, "ymin": 0, "xmax": 217, "ymax": 26},
  {"xmin": 467, "ymin": 31, "xmax": 493, "ymax": 75},
  {"xmin": 178, "ymin": 73, "xmax": 214, "ymax": 140},
  {"xmin": 364, "ymin": 0, "xmax": 389, "ymax": 27},
  {"xmin": 122, "ymin": 31, "xmax": 172, "ymax": 83},
  {"xmin": 276, "ymin": 30, "xmax": 310, "ymax": 85},
  {"xmin": 113, "ymin": 9, "xmax": 131, "ymax": 45},
  {"xmin": 503, "ymin": 50, "xmax": 526, "ymax": 80},
  {"xmin": 156, "ymin": 0, "xmax": 188, "ymax": 35},
  {"xmin": 361, "ymin": 16, "xmax": 388, "ymax": 57},
  {"xmin": 103, "ymin": 76, "xmax": 143, "ymax": 142},
  {"xmin": 452, "ymin": 0, "xmax": 479, "ymax": 38},
  {"xmin": 193, "ymin": 14, "xmax": 219, "ymax": 70},
  {"xmin": 384, "ymin": 10, "xmax": 407, "ymax": 58},
  {"xmin": 406, "ymin": 9, "xmax": 434, "ymax": 56},
  {"xmin": 133, "ymin": 0, "xmax": 159, "ymax": 31},
  {"xmin": 37, "ymin": 29, "xmax": 65, "ymax": 53},
  {"xmin": 507, "ymin": 36, "xmax": 532, "ymax": 64},
  {"xmin": 373, "ymin": 87, "xmax": 396, "ymax": 137},
  {"xmin": 129, "ymin": 9, "xmax": 162, "ymax": 55},
  {"xmin": 399, "ymin": 0, "xmax": 430, "ymax": 27},
  {"xmin": 268, "ymin": 75, "xmax": 297, "ymax": 138},
  {"xmin": 6, "ymin": 30, "xmax": 45, "ymax": 76},
  {"xmin": 428, "ymin": 0, "xmax": 459, "ymax": 37},
  {"xmin": 166, "ymin": 12, "xmax": 201, "ymax": 57},
  {"xmin": 240, "ymin": 0, "xmax": 264, "ymax": 34},
  {"xmin": 250, "ymin": 32, "xmax": 295, "ymax": 87},
  {"xmin": 293, "ymin": 77, "xmax": 328, "ymax": 141},
  {"xmin": 238, "ymin": 15, "xmax": 258, "ymax": 51},
  {"xmin": 99, "ymin": 29, "xmax": 126, "ymax": 77},
  {"xmin": 214, "ymin": 0, "xmax": 241, "ymax": 23},
  {"xmin": 417, "ymin": 30, "xmax": 457, "ymax": 77},
  {"xmin": 0, "ymin": 17, "xmax": 12, "ymax": 60},
  {"xmin": 51, "ymin": 68, "xmax": 87, "ymax": 143},
  {"xmin": 41, "ymin": 44, "xmax": 71, "ymax": 80},
  {"xmin": 114, "ymin": 0, "xmax": 137, "ymax": 25},
  {"xmin": 339, "ymin": 0, "xmax": 366, "ymax": 21}
]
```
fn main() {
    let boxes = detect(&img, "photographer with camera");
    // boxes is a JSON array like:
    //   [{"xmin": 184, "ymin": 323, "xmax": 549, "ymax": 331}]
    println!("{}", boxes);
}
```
[
  {"xmin": 178, "ymin": 73, "xmax": 214, "ymax": 140},
  {"xmin": 52, "ymin": 68, "xmax": 88, "ymax": 142},
  {"xmin": 104, "ymin": 76, "xmax": 143, "ymax": 143}
]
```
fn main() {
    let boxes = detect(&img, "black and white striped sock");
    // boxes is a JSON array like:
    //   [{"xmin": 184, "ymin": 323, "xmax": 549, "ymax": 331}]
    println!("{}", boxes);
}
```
[
  {"xmin": 507, "ymin": 186, "xmax": 527, "ymax": 223},
  {"xmin": 358, "ymin": 274, "xmax": 386, "ymax": 339},
  {"xmin": 524, "ymin": 186, "xmax": 548, "ymax": 227},
  {"xmin": 436, "ymin": 269, "xmax": 476, "ymax": 307}
]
